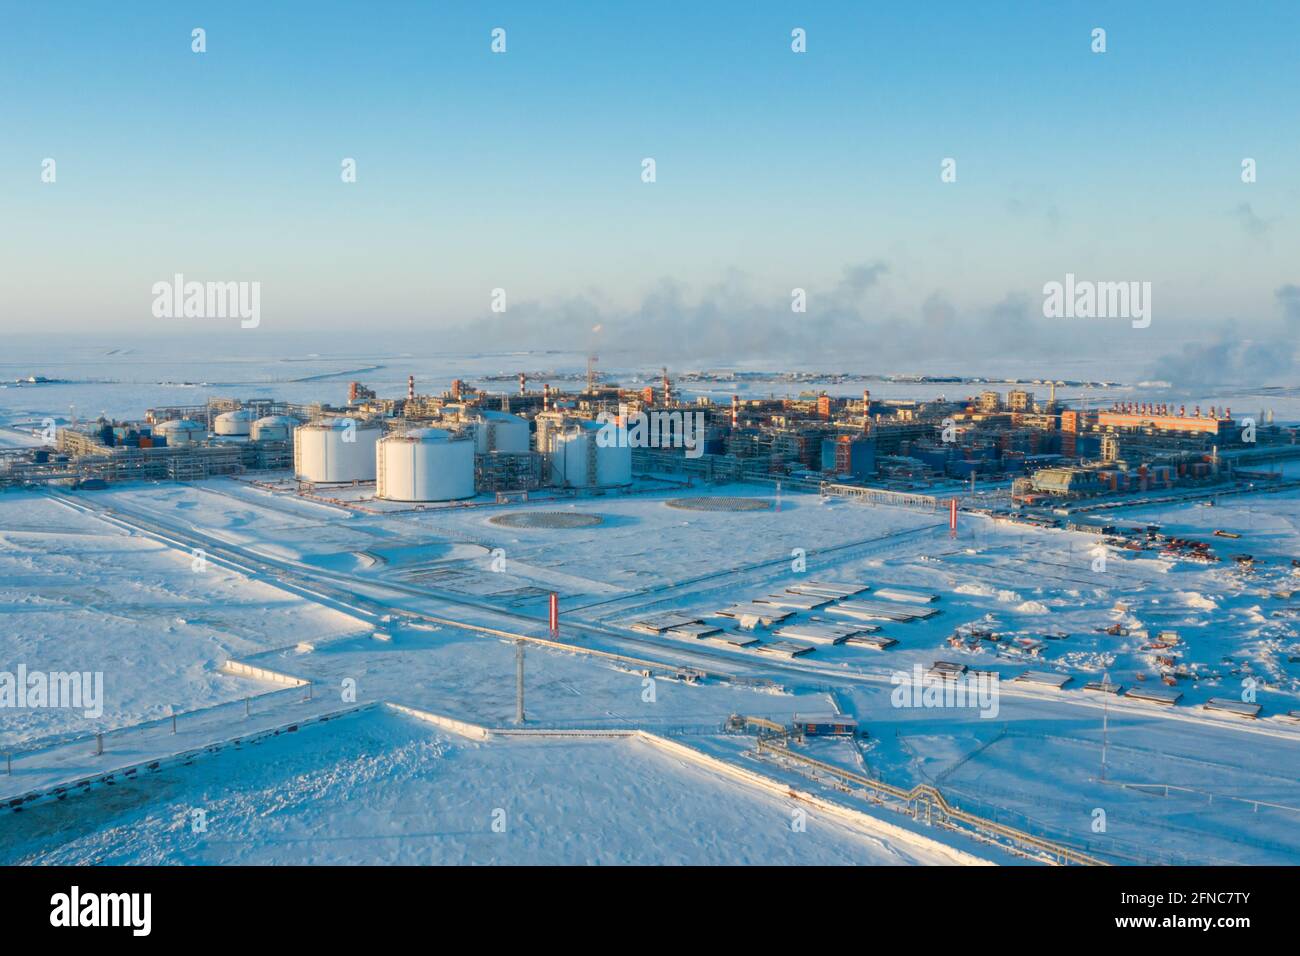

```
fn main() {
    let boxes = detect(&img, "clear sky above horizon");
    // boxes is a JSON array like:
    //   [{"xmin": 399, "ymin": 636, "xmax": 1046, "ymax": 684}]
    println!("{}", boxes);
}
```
[{"xmin": 2, "ymin": 1, "xmax": 1298, "ymax": 375}]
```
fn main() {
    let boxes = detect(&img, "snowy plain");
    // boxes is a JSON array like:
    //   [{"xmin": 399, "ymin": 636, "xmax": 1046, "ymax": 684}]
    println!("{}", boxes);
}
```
[{"xmin": 1, "ymin": 347, "xmax": 1298, "ymax": 865}]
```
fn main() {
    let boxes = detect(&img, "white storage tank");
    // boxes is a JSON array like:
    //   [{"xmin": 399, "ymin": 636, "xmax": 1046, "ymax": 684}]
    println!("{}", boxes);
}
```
[
  {"xmin": 213, "ymin": 408, "xmax": 256, "ymax": 436},
  {"xmin": 250, "ymin": 414, "xmax": 299, "ymax": 442},
  {"xmin": 377, "ymin": 428, "xmax": 475, "ymax": 502},
  {"xmin": 294, "ymin": 418, "xmax": 381, "ymax": 483},
  {"xmin": 156, "ymin": 418, "xmax": 206, "ymax": 447},
  {"xmin": 549, "ymin": 420, "xmax": 631, "ymax": 488},
  {"xmin": 467, "ymin": 410, "xmax": 530, "ymax": 453}
]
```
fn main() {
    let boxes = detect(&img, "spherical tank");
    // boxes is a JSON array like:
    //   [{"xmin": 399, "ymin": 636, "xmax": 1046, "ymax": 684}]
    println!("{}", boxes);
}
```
[{"xmin": 376, "ymin": 428, "xmax": 475, "ymax": 502}]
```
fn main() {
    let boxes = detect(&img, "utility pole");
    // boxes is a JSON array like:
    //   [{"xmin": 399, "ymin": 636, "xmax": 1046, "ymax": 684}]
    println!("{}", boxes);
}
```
[{"xmin": 515, "ymin": 640, "xmax": 525, "ymax": 725}]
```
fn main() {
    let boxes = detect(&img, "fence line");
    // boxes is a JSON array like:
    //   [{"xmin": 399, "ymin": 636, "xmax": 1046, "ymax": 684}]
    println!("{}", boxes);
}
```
[
  {"xmin": 819, "ymin": 482, "xmax": 940, "ymax": 512},
  {"xmin": 4, "ymin": 681, "xmax": 313, "ymax": 773}
]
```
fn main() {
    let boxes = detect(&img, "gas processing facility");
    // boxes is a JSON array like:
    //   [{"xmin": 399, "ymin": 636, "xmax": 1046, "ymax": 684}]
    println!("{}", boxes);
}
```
[{"xmin": 2, "ymin": 370, "xmax": 1299, "ymax": 513}]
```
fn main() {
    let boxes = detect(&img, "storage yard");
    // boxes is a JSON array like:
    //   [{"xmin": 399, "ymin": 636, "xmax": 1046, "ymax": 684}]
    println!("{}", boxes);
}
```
[{"xmin": 2, "ymin": 361, "xmax": 1299, "ymax": 865}]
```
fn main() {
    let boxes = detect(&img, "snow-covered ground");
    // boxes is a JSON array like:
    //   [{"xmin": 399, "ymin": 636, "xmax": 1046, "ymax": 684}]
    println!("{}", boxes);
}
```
[
  {"xmin": 0, "ymin": 492, "xmax": 365, "ymax": 749},
  {"xmin": 0, "ymin": 708, "xmax": 975, "ymax": 866},
  {"xmin": 1, "ymin": 351, "xmax": 1297, "ymax": 865},
  {"xmin": 835, "ymin": 681, "xmax": 1300, "ymax": 866}
]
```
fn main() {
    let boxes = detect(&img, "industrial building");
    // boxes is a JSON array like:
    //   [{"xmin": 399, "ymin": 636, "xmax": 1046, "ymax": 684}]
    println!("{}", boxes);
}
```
[
  {"xmin": 3, "ymin": 377, "xmax": 1297, "ymax": 517},
  {"xmin": 1097, "ymin": 402, "xmax": 1235, "ymax": 437}
]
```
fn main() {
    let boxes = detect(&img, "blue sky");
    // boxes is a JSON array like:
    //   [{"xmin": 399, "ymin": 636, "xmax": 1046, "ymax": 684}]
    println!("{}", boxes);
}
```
[{"xmin": 2, "ymin": 1, "xmax": 1298, "ymax": 366}]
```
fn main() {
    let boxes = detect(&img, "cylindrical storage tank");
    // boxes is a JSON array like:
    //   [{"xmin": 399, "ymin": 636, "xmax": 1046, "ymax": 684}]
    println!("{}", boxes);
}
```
[
  {"xmin": 294, "ymin": 418, "xmax": 381, "ymax": 483},
  {"xmin": 251, "ymin": 414, "xmax": 300, "ymax": 442},
  {"xmin": 468, "ymin": 410, "xmax": 530, "ymax": 453},
  {"xmin": 213, "ymin": 409, "xmax": 256, "ymax": 436},
  {"xmin": 549, "ymin": 420, "xmax": 631, "ymax": 488},
  {"xmin": 155, "ymin": 418, "xmax": 206, "ymax": 447},
  {"xmin": 376, "ymin": 428, "xmax": 475, "ymax": 502}
]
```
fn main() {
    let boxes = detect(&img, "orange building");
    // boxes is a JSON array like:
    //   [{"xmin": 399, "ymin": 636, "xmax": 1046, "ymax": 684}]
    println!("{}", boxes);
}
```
[{"xmin": 1098, "ymin": 403, "xmax": 1232, "ymax": 436}]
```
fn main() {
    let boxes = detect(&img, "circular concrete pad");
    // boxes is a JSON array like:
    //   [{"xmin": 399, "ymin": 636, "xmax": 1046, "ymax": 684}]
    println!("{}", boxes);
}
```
[
  {"xmin": 489, "ymin": 511, "xmax": 605, "ymax": 529},
  {"xmin": 664, "ymin": 497, "xmax": 773, "ymax": 512}
]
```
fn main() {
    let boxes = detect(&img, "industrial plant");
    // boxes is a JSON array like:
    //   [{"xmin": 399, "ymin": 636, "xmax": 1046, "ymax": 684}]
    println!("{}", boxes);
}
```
[
  {"xmin": 5, "ymin": 371, "xmax": 1296, "ymax": 525},
  {"xmin": 9, "ymin": 0, "xmax": 1300, "ymax": 921}
]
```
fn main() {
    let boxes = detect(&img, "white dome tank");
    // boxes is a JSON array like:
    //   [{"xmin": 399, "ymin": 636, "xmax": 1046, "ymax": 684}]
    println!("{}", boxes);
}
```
[
  {"xmin": 250, "ymin": 414, "xmax": 299, "ymax": 442},
  {"xmin": 294, "ymin": 418, "xmax": 381, "ymax": 483},
  {"xmin": 549, "ymin": 420, "xmax": 631, "ymax": 488},
  {"xmin": 156, "ymin": 418, "xmax": 206, "ymax": 447},
  {"xmin": 467, "ymin": 410, "xmax": 530, "ymax": 453},
  {"xmin": 213, "ymin": 409, "xmax": 256, "ymax": 436},
  {"xmin": 377, "ymin": 428, "xmax": 475, "ymax": 502}
]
